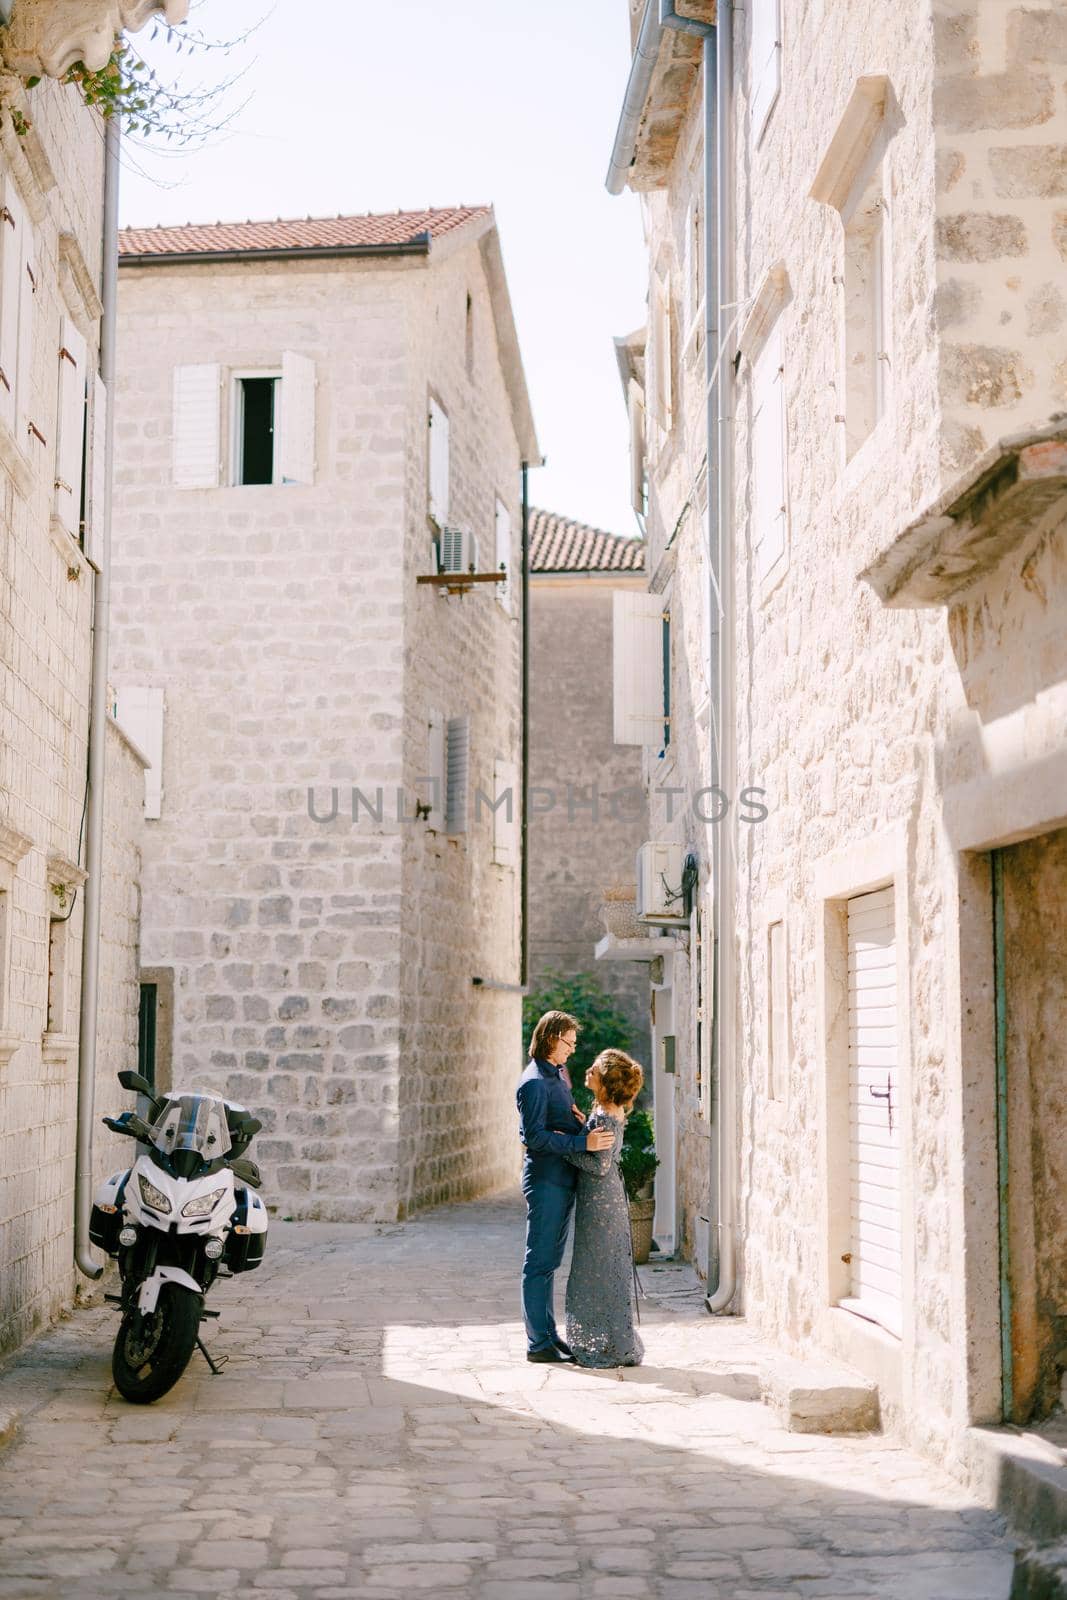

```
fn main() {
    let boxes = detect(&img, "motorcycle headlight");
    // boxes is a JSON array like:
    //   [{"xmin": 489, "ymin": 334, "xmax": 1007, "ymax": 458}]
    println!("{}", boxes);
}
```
[
  {"xmin": 181, "ymin": 1187, "xmax": 227, "ymax": 1218},
  {"xmin": 138, "ymin": 1174, "xmax": 172, "ymax": 1214}
]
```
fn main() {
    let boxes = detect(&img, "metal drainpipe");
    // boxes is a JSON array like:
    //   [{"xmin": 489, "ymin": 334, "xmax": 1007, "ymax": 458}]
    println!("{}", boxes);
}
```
[
  {"xmin": 74, "ymin": 114, "xmax": 120, "ymax": 1281},
  {"xmin": 520, "ymin": 462, "xmax": 530, "ymax": 989},
  {"xmin": 705, "ymin": 0, "xmax": 737, "ymax": 1315}
]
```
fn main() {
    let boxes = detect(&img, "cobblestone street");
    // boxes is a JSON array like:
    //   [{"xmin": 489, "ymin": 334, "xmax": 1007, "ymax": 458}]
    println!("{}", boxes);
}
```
[{"xmin": 0, "ymin": 1195, "xmax": 1015, "ymax": 1599}]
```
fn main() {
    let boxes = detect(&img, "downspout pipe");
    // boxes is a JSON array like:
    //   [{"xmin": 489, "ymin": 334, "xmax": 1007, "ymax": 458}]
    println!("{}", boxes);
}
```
[
  {"xmin": 520, "ymin": 462, "xmax": 530, "ymax": 990},
  {"xmin": 606, "ymin": 0, "xmax": 663, "ymax": 195},
  {"xmin": 75, "ymin": 114, "xmax": 121, "ymax": 1281},
  {"xmin": 705, "ymin": 0, "xmax": 737, "ymax": 1315}
]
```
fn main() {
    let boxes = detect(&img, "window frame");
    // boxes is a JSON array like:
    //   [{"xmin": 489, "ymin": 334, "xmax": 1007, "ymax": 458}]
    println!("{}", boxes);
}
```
[{"xmin": 230, "ymin": 367, "xmax": 282, "ymax": 487}]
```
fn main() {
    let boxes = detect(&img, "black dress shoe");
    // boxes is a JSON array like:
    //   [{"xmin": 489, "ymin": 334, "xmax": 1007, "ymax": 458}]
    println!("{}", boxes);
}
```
[
  {"xmin": 527, "ymin": 1346, "xmax": 574, "ymax": 1364},
  {"xmin": 553, "ymin": 1339, "xmax": 573, "ymax": 1357}
]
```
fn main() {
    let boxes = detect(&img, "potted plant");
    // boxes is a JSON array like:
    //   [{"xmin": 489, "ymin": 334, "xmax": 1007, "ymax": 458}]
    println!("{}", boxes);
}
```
[
  {"xmin": 621, "ymin": 1111, "xmax": 659, "ymax": 1265},
  {"xmin": 598, "ymin": 882, "xmax": 641, "ymax": 940}
]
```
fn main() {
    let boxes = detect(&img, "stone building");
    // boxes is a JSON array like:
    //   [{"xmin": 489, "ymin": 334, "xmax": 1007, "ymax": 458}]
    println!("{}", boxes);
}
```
[
  {"xmin": 526, "ymin": 507, "xmax": 649, "ymax": 1071},
  {"xmin": 0, "ymin": 0, "xmax": 180, "ymax": 1354},
  {"xmin": 605, "ymin": 0, "xmax": 1067, "ymax": 1498},
  {"xmin": 109, "ymin": 207, "xmax": 539, "ymax": 1222}
]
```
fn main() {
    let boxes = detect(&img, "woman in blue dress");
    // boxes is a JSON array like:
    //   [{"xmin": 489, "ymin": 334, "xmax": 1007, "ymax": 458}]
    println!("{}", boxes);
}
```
[{"xmin": 563, "ymin": 1049, "xmax": 645, "ymax": 1368}]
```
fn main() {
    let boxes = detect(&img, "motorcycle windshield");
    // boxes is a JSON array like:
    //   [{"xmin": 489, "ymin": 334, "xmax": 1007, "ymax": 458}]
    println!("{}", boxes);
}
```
[{"xmin": 150, "ymin": 1095, "xmax": 232, "ymax": 1163}]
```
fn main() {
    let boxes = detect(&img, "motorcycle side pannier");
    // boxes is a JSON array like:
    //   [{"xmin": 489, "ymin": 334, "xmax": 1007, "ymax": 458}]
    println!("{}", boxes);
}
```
[
  {"xmin": 89, "ymin": 1202, "xmax": 122, "ymax": 1256},
  {"xmin": 225, "ymin": 1189, "xmax": 266, "ymax": 1273}
]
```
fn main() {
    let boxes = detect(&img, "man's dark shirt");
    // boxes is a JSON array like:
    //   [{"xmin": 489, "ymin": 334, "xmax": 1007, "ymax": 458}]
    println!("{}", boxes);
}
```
[{"xmin": 517, "ymin": 1056, "xmax": 587, "ymax": 1190}]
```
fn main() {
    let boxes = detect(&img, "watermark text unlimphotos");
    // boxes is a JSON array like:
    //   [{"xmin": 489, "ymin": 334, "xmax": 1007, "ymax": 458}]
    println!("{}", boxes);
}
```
[{"xmin": 307, "ymin": 782, "xmax": 769, "ymax": 826}]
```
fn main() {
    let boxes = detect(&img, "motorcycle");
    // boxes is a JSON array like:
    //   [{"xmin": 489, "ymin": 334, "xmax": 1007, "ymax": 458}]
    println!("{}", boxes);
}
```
[{"xmin": 90, "ymin": 1069, "xmax": 268, "ymax": 1404}]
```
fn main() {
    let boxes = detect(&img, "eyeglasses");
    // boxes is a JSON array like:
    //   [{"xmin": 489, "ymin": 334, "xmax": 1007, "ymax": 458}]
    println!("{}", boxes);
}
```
[{"xmin": 557, "ymin": 1037, "xmax": 577, "ymax": 1052}]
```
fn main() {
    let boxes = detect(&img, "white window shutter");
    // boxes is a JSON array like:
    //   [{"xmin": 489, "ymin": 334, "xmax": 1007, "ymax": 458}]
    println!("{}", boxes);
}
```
[
  {"xmin": 54, "ymin": 316, "xmax": 87, "ymax": 537},
  {"xmin": 428, "ymin": 397, "xmax": 450, "ymax": 526},
  {"xmin": 425, "ymin": 709, "xmax": 445, "ymax": 832},
  {"xmin": 613, "ymin": 590, "xmax": 666, "ymax": 746},
  {"xmin": 750, "ymin": 0, "xmax": 782, "ymax": 141},
  {"xmin": 628, "ymin": 380, "xmax": 646, "ymax": 515},
  {"xmin": 84, "ymin": 373, "xmax": 106, "ymax": 570},
  {"xmin": 114, "ymin": 685, "xmax": 165, "ymax": 819},
  {"xmin": 445, "ymin": 714, "xmax": 468, "ymax": 834},
  {"xmin": 16, "ymin": 209, "xmax": 37, "ymax": 442},
  {"xmin": 172, "ymin": 363, "xmax": 220, "ymax": 487},
  {"xmin": 654, "ymin": 280, "xmax": 673, "ymax": 430},
  {"xmin": 751, "ymin": 325, "xmax": 787, "ymax": 581},
  {"xmin": 0, "ymin": 180, "xmax": 25, "ymax": 436},
  {"xmin": 278, "ymin": 350, "xmax": 316, "ymax": 484},
  {"xmin": 492, "ymin": 758, "xmax": 519, "ymax": 868},
  {"xmin": 494, "ymin": 496, "xmax": 512, "ymax": 611}
]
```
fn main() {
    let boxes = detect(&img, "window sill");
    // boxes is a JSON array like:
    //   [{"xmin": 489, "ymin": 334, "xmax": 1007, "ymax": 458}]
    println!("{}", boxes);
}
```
[
  {"xmin": 0, "ymin": 1030, "xmax": 22, "ymax": 1068},
  {"xmin": 41, "ymin": 1031, "xmax": 78, "ymax": 1070},
  {"xmin": 0, "ymin": 417, "xmax": 34, "ymax": 500},
  {"xmin": 49, "ymin": 514, "xmax": 87, "ymax": 573}
]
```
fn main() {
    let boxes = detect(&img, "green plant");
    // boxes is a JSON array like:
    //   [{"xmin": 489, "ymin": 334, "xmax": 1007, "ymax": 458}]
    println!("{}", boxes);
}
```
[
  {"xmin": 620, "ymin": 1140, "xmax": 659, "ymax": 1201},
  {"xmin": 522, "ymin": 969, "xmax": 635, "ymax": 1114}
]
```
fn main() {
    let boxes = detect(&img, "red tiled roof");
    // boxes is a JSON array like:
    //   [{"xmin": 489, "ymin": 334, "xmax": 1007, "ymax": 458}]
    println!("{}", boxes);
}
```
[
  {"xmin": 529, "ymin": 508, "xmax": 645, "ymax": 573},
  {"xmin": 118, "ymin": 206, "xmax": 491, "ymax": 259}
]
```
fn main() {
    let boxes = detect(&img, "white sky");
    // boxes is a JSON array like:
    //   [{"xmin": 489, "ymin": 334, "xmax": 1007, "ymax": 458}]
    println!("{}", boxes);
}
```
[{"xmin": 118, "ymin": 0, "xmax": 649, "ymax": 538}]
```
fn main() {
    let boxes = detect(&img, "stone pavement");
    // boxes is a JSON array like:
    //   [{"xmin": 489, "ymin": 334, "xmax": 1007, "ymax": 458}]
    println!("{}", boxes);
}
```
[{"xmin": 0, "ymin": 1193, "xmax": 1015, "ymax": 1599}]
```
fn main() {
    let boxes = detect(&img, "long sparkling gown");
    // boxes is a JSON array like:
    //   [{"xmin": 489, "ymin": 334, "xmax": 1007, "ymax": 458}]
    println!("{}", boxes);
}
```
[{"xmin": 563, "ymin": 1110, "xmax": 644, "ymax": 1368}]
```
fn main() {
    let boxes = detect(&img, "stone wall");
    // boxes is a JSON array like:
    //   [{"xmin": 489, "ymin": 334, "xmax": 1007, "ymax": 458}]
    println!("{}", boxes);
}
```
[
  {"xmin": 111, "ymin": 225, "xmax": 528, "ymax": 1221},
  {"xmin": 528, "ymin": 573, "xmax": 651, "ymax": 1072},
  {"xmin": 0, "ymin": 77, "xmax": 141, "ymax": 1353}
]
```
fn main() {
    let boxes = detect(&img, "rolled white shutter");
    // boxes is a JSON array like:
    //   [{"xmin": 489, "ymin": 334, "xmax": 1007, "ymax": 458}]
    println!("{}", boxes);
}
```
[
  {"xmin": 172, "ymin": 363, "xmax": 220, "ymax": 487},
  {"xmin": 843, "ymin": 886, "xmax": 902, "ymax": 1338},
  {"xmin": 84, "ymin": 373, "xmax": 107, "ymax": 570},
  {"xmin": 445, "ymin": 715, "xmax": 468, "ymax": 834},
  {"xmin": 492, "ymin": 758, "xmax": 519, "ymax": 868},
  {"xmin": 750, "ymin": 0, "xmax": 782, "ymax": 141},
  {"xmin": 428, "ymin": 397, "xmax": 450, "ymax": 525},
  {"xmin": 628, "ymin": 379, "xmax": 645, "ymax": 514},
  {"xmin": 114, "ymin": 685, "xmax": 165, "ymax": 819},
  {"xmin": 54, "ymin": 316, "xmax": 87, "ymax": 537},
  {"xmin": 0, "ymin": 180, "xmax": 24, "ymax": 435},
  {"xmin": 613, "ymin": 590, "xmax": 665, "ymax": 746},
  {"xmin": 278, "ymin": 350, "xmax": 316, "ymax": 484}
]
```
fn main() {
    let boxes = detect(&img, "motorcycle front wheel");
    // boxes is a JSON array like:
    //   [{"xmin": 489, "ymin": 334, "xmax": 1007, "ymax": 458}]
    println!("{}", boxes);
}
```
[{"xmin": 112, "ymin": 1285, "xmax": 201, "ymax": 1404}]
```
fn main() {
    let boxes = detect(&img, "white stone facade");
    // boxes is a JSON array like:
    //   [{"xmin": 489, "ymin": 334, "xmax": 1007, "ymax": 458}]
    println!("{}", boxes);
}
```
[
  {"xmin": 0, "ymin": 67, "xmax": 143, "ymax": 1355},
  {"xmin": 109, "ymin": 212, "xmax": 536, "ymax": 1222},
  {"xmin": 610, "ymin": 0, "xmax": 1067, "ymax": 1482}
]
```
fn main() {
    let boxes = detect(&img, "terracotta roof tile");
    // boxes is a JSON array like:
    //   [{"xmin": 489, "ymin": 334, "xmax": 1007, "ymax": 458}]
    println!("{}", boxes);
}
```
[
  {"xmin": 529, "ymin": 508, "xmax": 645, "ymax": 573},
  {"xmin": 118, "ymin": 206, "xmax": 491, "ymax": 259}
]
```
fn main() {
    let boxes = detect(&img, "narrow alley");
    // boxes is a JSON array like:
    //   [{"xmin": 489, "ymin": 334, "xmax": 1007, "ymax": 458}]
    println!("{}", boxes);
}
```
[{"xmin": 0, "ymin": 1196, "xmax": 1014, "ymax": 1599}]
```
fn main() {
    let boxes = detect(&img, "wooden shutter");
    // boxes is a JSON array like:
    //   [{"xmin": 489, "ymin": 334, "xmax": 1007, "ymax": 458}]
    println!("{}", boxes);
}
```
[
  {"xmin": 653, "ymin": 279, "xmax": 673, "ymax": 430},
  {"xmin": 494, "ymin": 496, "xmax": 511, "ymax": 611},
  {"xmin": 751, "ymin": 325, "xmax": 787, "ymax": 581},
  {"xmin": 0, "ymin": 180, "xmax": 25, "ymax": 436},
  {"xmin": 445, "ymin": 715, "xmax": 468, "ymax": 834},
  {"xmin": 613, "ymin": 590, "xmax": 665, "ymax": 746},
  {"xmin": 278, "ymin": 350, "xmax": 316, "ymax": 484},
  {"xmin": 426, "ymin": 709, "xmax": 445, "ymax": 832},
  {"xmin": 492, "ymin": 758, "xmax": 519, "ymax": 868},
  {"xmin": 15, "ymin": 205, "xmax": 37, "ymax": 443},
  {"xmin": 843, "ymin": 886, "xmax": 902, "ymax": 1338},
  {"xmin": 750, "ymin": 0, "xmax": 782, "ymax": 141},
  {"xmin": 428, "ymin": 396, "xmax": 450, "ymax": 526},
  {"xmin": 628, "ymin": 380, "xmax": 646, "ymax": 515},
  {"xmin": 172, "ymin": 363, "xmax": 220, "ymax": 487},
  {"xmin": 114, "ymin": 685, "xmax": 165, "ymax": 819},
  {"xmin": 83, "ymin": 373, "xmax": 106, "ymax": 570},
  {"xmin": 54, "ymin": 316, "xmax": 87, "ymax": 537}
]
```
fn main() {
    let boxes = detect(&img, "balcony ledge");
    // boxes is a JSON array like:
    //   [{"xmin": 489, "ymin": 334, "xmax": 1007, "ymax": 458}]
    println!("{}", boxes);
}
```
[
  {"xmin": 595, "ymin": 932, "xmax": 685, "ymax": 962},
  {"xmin": 860, "ymin": 418, "xmax": 1067, "ymax": 608},
  {"xmin": 2, "ymin": 1, "xmax": 189, "ymax": 80}
]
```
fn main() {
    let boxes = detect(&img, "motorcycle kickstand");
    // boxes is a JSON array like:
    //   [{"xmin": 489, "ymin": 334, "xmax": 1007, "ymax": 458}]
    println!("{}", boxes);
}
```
[{"xmin": 196, "ymin": 1337, "xmax": 228, "ymax": 1376}]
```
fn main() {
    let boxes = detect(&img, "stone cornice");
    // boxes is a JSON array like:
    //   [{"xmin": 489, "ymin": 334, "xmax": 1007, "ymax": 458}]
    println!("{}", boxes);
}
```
[
  {"xmin": 810, "ymin": 74, "xmax": 894, "ymax": 215},
  {"xmin": 2, "ymin": 1, "xmax": 189, "ymax": 80}
]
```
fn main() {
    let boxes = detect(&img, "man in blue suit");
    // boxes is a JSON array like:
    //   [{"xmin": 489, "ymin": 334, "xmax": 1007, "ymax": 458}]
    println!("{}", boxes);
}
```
[{"xmin": 517, "ymin": 1009, "xmax": 615, "ymax": 1363}]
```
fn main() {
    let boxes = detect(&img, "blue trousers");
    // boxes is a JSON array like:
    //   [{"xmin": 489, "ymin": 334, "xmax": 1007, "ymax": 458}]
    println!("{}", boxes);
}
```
[{"xmin": 521, "ymin": 1180, "xmax": 575, "ymax": 1352}]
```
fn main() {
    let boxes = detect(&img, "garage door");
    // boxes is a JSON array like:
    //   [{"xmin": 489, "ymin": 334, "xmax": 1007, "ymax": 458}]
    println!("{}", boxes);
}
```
[{"xmin": 843, "ymin": 886, "xmax": 902, "ymax": 1338}]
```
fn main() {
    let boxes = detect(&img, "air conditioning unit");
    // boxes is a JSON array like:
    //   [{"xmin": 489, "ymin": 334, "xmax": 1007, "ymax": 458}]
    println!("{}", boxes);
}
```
[
  {"xmin": 636, "ymin": 841, "xmax": 687, "ymax": 925},
  {"xmin": 437, "ymin": 526, "xmax": 477, "ymax": 574}
]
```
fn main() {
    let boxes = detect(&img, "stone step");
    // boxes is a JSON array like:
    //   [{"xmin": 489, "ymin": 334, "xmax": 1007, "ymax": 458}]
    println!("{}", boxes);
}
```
[
  {"xmin": 759, "ymin": 1352, "xmax": 881, "ymax": 1435},
  {"xmin": 1011, "ymin": 1542, "xmax": 1067, "ymax": 1600},
  {"xmin": 964, "ymin": 1425, "xmax": 1067, "ymax": 1543}
]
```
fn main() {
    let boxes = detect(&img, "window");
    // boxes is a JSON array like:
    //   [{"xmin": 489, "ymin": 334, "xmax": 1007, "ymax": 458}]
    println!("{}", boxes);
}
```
[
  {"xmin": 83, "ymin": 374, "xmax": 107, "ymax": 569},
  {"xmin": 46, "ymin": 913, "xmax": 69, "ymax": 1036},
  {"xmin": 843, "ymin": 169, "xmax": 890, "ymax": 459},
  {"xmin": 694, "ymin": 902, "xmax": 706, "ymax": 1110},
  {"xmin": 138, "ymin": 982, "xmax": 158, "ymax": 1092},
  {"xmin": 428, "ymin": 395, "xmax": 450, "ymax": 526},
  {"xmin": 494, "ymin": 496, "xmax": 512, "ymax": 611},
  {"xmin": 627, "ymin": 379, "xmax": 646, "ymax": 516},
  {"xmin": 750, "ymin": 0, "xmax": 782, "ymax": 143},
  {"xmin": 491, "ymin": 758, "xmax": 519, "ymax": 868},
  {"xmin": 236, "ymin": 376, "xmax": 276, "ymax": 484},
  {"xmin": 465, "ymin": 292, "xmax": 474, "ymax": 379},
  {"xmin": 662, "ymin": 604, "xmax": 672, "ymax": 751},
  {"xmin": 683, "ymin": 196, "xmax": 704, "ymax": 339},
  {"xmin": 445, "ymin": 715, "xmax": 469, "ymax": 834},
  {"xmin": 54, "ymin": 315, "xmax": 87, "ymax": 539},
  {"xmin": 768, "ymin": 918, "xmax": 788, "ymax": 1101},
  {"xmin": 652, "ymin": 276, "xmax": 673, "ymax": 432},
  {"xmin": 422, "ymin": 709, "xmax": 446, "ymax": 832},
  {"xmin": 750, "ymin": 323, "xmax": 788, "ymax": 584}
]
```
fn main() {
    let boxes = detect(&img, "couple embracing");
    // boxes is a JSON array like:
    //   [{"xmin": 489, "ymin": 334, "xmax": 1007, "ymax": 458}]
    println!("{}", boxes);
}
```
[{"xmin": 517, "ymin": 1008, "xmax": 645, "ymax": 1368}]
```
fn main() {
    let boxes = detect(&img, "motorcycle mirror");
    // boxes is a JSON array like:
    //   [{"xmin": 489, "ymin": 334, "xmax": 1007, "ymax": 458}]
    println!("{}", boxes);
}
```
[{"xmin": 118, "ymin": 1071, "xmax": 154, "ymax": 1097}]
